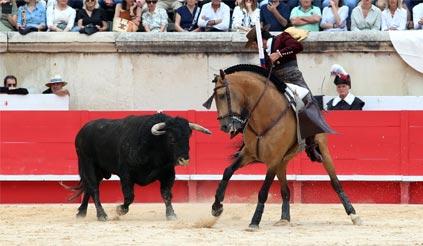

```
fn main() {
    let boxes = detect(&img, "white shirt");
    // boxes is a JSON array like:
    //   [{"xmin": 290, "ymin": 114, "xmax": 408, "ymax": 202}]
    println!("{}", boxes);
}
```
[
  {"xmin": 381, "ymin": 8, "xmax": 407, "ymax": 31},
  {"xmin": 197, "ymin": 2, "xmax": 230, "ymax": 31},
  {"xmin": 331, "ymin": 93, "xmax": 357, "ymax": 107},
  {"xmin": 321, "ymin": 5, "xmax": 349, "ymax": 31},
  {"xmin": 46, "ymin": 5, "xmax": 76, "ymax": 31},
  {"xmin": 231, "ymin": 6, "xmax": 260, "ymax": 32},
  {"xmin": 351, "ymin": 4, "xmax": 382, "ymax": 31},
  {"xmin": 413, "ymin": 3, "xmax": 423, "ymax": 30}
]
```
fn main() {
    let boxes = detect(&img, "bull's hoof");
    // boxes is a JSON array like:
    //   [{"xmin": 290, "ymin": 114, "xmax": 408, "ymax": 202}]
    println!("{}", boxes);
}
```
[
  {"xmin": 273, "ymin": 219, "xmax": 290, "ymax": 226},
  {"xmin": 246, "ymin": 224, "xmax": 260, "ymax": 231},
  {"xmin": 116, "ymin": 205, "xmax": 129, "ymax": 216},
  {"xmin": 350, "ymin": 214, "xmax": 362, "ymax": 225},
  {"xmin": 76, "ymin": 210, "xmax": 87, "ymax": 218},
  {"xmin": 211, "ymin": 203, "xmax": 223, "ymax": 217},
  {"xmin": 166, "ymin": 214, "xmax": 177, "ymax": 221},
  {"xmin": 97, "ymin": 213, "xmax": 108, "ymax": 221}
]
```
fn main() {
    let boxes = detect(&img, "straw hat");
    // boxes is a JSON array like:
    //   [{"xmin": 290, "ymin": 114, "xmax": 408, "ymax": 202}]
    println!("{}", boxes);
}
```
[{"xmin": 45, "ymin": 75, "xmax": 67, "ymax": 87}]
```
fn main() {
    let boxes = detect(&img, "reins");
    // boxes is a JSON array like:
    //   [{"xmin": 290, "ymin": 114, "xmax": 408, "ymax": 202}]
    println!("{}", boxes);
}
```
[{"xmin": 243, "ymin": 67, "xmax": 290, "ymax": 159}]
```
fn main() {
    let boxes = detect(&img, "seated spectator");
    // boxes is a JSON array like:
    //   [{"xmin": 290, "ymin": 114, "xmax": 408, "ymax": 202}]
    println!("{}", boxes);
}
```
[
  {"xmin": 351, "ymin": 0, "xmax": 381, "ymax": 30},
  {"xmin": 0, "ymin": 75, "xmax": 29, "ymax": 95},
  {"xmin": 290, "ymin": 0, "xmax": 322, "ymax": 32},
  {"xmin": 323, "ymin": 0, "xmax": 356, "ymax": 29},
  {"xmin": 16, "ymin": 0, "xmax": 46, "ymax": 34},
  {"xmin": 47, "ymin": 0, "xmax": 76, "ymax": 32},
  {"xmin": 73, "ymin": 0, "xmax": 108, "ymax": 33},
  {"xmin": 98, "ymin": 0, "xmax": 122, "ymax": 21},
  {"xmin": 260, "ymin": 0, "xmax": 290, "ymax": 31},
  {"xmin": 231, "ymin": 0, "xmax": 260, "ymax": 32},
  {"xmin": 320, "ymin": 0, "xmax": 349, "ymax": 31},
  {"xmin": 142, "ymin": 0, "xmax": 168, "ymax": 32},
  {"xmin": 157, "ymin": 0, "xmax": 182, "ymax": 12},
  {"xmin": 413, "ymin": 2, "xmax": 423, "ymax": 29},
  {"xmin": 42, "ymin": 75, "xmax": 70, "ymax": 96},
  {"xmin": 113, "ymin": 0, "xmax": 141, "ymax": 32},
  {"xmin": 381, "ymin": 0, "xmax": 407, "ymax": 30},
  {"xmin": 174, "ymin": 0, "xmax": 201, "ymax": 32},
  {"xmin": 326, "ymin": 64, "xmax": 364, "ymax": 110},
  {"xmin": 197, "ymin": 0, "xmax": 230, "ymax": 32},
  {"xmin": 0, "ymin": 0, "xmax": 18, "ymax": 31}
]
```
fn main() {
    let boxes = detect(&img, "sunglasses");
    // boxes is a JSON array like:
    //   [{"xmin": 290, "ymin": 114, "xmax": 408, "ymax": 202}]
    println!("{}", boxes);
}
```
[
  {"xmin": 86, "ymin": 0, "xmax": 95, "ymax": 2},
  {"xmin": 6, "ymin": 83, "xmax": 17, "ymax": 87},
  {"xmin": 146, "ymin": 0, "xmax": 157, "ymax": 4}
]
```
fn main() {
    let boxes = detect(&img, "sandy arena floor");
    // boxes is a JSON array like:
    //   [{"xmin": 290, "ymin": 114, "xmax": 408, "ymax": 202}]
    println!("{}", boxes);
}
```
[{"xmin": 1, "ymin": 203, "xmax": 423, "ymax": 245}]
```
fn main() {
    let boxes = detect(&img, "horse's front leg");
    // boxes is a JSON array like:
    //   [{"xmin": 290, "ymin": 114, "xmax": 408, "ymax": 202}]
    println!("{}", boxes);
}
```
[
  {"xmin": 248, "ymin": 170, "xmax": 276, "ymax": 230},
  {"xmin": 316, "ymin": 134, "xmax": 362, "ymax": 225},
  {"xmin": 211, "ymin": 155, "xmax": 244, "ymax": 217},
  {"xmin": 274, "ymin": 162, "xmax": 291, "ymax": 225}
]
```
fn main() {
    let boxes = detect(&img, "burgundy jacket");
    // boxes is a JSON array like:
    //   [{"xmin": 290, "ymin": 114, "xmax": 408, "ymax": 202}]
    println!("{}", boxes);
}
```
[{"xmin": 265, "ymin": 32, "xmax": 303, "ymax": 69}]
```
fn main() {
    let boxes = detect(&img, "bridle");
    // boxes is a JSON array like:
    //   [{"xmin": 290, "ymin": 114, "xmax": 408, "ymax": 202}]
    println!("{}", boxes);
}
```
[{"xmin": 203, "ymin": 68, "xmax": 290, "ymax": 159}]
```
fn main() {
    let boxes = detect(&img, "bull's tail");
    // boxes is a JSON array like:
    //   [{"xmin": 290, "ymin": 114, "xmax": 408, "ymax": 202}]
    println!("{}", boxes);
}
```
[{"xmin": 60, "ymin": 181, "xmax": 84, "ymax": 202}]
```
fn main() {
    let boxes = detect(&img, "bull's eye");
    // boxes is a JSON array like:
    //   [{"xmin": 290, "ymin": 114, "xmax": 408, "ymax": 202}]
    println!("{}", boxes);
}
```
[
  {"xmin": 169, "ymin": 136, "xmax": 176, "ymax": 144},
  {"xmin": 218, "ymin": 94, "xmax": 225, "ymax": 100}
]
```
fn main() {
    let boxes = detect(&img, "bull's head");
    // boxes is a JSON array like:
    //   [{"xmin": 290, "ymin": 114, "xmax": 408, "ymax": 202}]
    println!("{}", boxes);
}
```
[{"xmin": 151, "ymin": 118, "xmax": 211, "ymax": 166}]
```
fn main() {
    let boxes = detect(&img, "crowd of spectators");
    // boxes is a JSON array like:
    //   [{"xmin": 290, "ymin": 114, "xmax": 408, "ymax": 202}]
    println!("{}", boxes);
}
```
[
  {"xmin": 1, "ymin": 0, "xmax": 422, "ymax": 34},
  {"xmin": 0, "ymin": 74, "xmax": 69, "ymax": 96}
]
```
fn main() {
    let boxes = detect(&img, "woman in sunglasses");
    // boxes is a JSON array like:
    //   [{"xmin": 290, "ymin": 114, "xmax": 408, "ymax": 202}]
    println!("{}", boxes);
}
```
[
  {"xmin": 74, "ymin": 0, "xmax": 108, "ymax": 33},
  {"xmin": 0, "ymin": 75, "xmax": 29, "ymax": 95},
  {"xmin": 113, "ymin": 0, "xmax": 141, "ymax": 32}
]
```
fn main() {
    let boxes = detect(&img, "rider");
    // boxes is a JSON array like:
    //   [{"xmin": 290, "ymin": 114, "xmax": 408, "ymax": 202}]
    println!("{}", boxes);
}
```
[{"xmin": 245, "ymin": 26, "xmax": 334, "ymax": 162}]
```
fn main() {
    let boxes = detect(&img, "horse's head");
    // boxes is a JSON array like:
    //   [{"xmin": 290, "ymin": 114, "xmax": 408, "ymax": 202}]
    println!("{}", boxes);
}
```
[{"xmin": 203, "ymin": 70, "xmax": 247, "ymax": 138}]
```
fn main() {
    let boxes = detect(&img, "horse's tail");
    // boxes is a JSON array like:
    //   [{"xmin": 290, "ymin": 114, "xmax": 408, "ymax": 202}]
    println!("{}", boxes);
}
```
[{"xmin": 60, "ymin": 181, "xmax": 84, "ymax": 201}]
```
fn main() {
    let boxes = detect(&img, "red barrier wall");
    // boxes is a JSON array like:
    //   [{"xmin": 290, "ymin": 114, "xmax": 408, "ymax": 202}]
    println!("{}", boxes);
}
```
[{"xmin": 1, "ymin": 111, "xmax": 423, "ymax": 204}]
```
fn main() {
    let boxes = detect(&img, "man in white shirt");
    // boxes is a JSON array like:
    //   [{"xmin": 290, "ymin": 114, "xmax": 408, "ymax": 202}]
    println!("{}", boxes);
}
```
[
  {"xmin": 413, "ymin": 3, "xmax": 423, "ymax": 29},
  {"xmin": 197, "ymin": 0, "xmax": 230, "ymax": 31}
]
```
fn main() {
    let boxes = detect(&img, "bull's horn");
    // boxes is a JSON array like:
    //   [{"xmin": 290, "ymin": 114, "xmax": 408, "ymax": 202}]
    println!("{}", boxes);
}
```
[
  {"xmin": 151, "ymin": 122, "xmax": 166, "ymax": 136},
  {"xmin": 189, "ymin": 123, "xmax": 212, "ymax": 135}
]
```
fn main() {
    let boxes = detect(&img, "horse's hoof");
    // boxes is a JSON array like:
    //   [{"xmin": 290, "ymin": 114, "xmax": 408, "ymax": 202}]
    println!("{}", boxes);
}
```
[
  {"xmin": 166, "ymin": 214, "xmax": 177, "ymax": 221},
  {"xmin": 116, "ymin": 205, "xmax": 128, "ymax": 216},
  {"xmin": 211, "ymin": 203, "xmax": 223, "ymax": 217},
  {"xmin": 350, "ymin": 214, "xmax": 362, "ymax": 225},
  {"xmin": 97, "ymin": 214, "xmax": 108, "ymax": 222},
  {"xmin": 246, "ymin": 224, "xmax": 260, "ymax": 231},
  {"xmin": 274, "ymin": 219, "xmax": 290, "ymax": 226}
]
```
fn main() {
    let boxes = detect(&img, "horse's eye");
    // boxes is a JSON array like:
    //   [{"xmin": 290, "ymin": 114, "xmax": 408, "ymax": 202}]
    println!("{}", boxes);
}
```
[{"xmin": 218, "ymin": 94, "xmax": 225, "ymax": 100}]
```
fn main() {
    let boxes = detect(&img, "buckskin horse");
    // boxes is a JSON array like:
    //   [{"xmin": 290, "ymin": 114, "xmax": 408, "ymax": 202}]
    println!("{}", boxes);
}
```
[{"xmin": 203, "ymin": 64, "xmax": 362, "ymax": 230}]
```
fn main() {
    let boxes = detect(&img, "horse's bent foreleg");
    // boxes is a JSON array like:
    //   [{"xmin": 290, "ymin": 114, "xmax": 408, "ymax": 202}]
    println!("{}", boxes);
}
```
[
  {"xmin": 316, "ymin": 134, "xmax": 362, "ymax": 225},
  {"xmin": 249, "ymin": 170, "xmax": 276, "ymax": 229},
  {"xmin": 211, "ymin": 155, "xmax": 243, "ymax": 217}
]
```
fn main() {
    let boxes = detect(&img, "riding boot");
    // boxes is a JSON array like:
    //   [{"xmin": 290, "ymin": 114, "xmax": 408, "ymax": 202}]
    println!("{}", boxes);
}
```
[
  {"xmin": 305, "ymin": 136, "xmax": 323, "ymax": 163},
  {"xmin": 298, "ymin": 94, "xmax": 335, "ymax": 139}
]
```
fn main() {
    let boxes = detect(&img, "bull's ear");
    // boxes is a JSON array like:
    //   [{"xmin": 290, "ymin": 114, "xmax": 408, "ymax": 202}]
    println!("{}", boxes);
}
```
[{"xmin": 220, "ymin": 69, "xmax": 225, "ymax": 80}]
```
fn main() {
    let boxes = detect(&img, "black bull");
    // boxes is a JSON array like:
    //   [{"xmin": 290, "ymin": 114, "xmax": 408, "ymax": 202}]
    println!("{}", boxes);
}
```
[{"xmin": 66, "ymin": 113, "xmax": 211, "ymax": 221}]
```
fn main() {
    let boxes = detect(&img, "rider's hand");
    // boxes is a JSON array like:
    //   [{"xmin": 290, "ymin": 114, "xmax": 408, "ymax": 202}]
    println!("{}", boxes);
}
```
[{"xmin": 269, "ymin": 52, "xmax": 281, "ymax": 63}]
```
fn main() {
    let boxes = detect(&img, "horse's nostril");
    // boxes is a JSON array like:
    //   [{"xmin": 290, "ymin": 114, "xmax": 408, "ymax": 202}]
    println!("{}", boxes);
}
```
[{"xmin": 221, "ymin": 125, "xmax": 228, "ymax": 131}]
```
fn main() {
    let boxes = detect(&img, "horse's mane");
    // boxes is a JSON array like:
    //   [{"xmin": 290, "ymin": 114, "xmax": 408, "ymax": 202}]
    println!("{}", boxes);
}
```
[{"xmin": 223, "ymin": 64, "xmax": 286, "ymax": 92}]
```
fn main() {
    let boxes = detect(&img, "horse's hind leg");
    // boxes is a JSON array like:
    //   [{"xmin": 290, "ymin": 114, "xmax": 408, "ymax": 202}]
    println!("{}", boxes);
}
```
[
  {"xmin": 315, "ymin": 134, "xmax": 362, "ymax": 225},
  {"xmin": 249, "ymin": 170, "xmax": 276, "ymax": 230}
]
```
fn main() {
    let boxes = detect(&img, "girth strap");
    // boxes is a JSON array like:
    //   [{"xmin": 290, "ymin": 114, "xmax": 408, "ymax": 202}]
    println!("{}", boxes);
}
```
[{"xmin": 247, "ymin": 105, "xmax": 290, "ymax": 160}]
